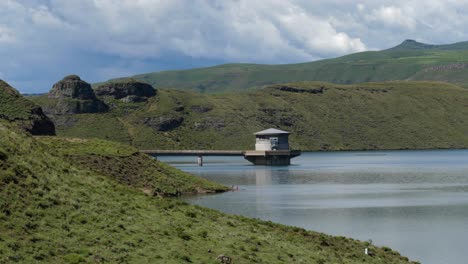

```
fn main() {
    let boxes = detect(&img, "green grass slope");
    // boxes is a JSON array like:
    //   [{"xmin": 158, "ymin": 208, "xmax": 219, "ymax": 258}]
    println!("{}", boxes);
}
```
[
  {"xmin": 33, "ymin": 81, "xmax": 468, "ymax": 151},
  {"xmin": 0, "ymin": 81, "xmax": 36, "ymax": 120},
  {"xmin": 100, "ymin": 40, "xmax": 468, "ymax": 93},
  {"xmin": 37, "ymin": 137, "xmax": 229, "ymax": 195},
  {"xmin": 0, "ymin": 122, "xmax": 416, "ymax": 263},
  {"xmin": 0, "ymin": 80, "xmax": 55, "ymax": 135}
]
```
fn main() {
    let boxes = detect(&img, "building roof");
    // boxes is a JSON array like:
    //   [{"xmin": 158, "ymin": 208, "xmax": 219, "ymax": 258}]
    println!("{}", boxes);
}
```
[{"xmin": 254, "ymin": 128, "xmax": 290, "ymax": 136}]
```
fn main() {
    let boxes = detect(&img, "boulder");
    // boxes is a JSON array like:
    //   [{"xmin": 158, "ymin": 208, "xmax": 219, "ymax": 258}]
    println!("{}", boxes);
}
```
[
  {"xmin": 216, "ymin": 255, "xmax": 232, "ymax": 264},
  {"xmin": 95, "ymin": 79, "xmax": 156, "ymax": 102}
]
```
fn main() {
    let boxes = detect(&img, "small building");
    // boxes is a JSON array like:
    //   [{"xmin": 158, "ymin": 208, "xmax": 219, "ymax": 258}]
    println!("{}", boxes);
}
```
[
  {"xmin": 254, "ymin": 128, "xmax": 291, "ymax": 151},
  {"xmin": 244, "ymin": 128, "xmax": 301, "ymax": 166}
]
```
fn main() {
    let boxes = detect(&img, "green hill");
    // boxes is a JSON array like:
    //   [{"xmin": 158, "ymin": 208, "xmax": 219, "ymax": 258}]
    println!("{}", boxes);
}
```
[
  {"xmin": 0, "ymin": 80, "xmax": 55, "ymax": 135},
  {"xmin": 0, "ymin": 121, "xmax": 415, "ymax": 263},
  {"xmin": 99, "ymin": 40, "xmax": 468, "ymax": 93},
  {"xmin": 32, "ymin": 81, "xmax": 468, "ymax": 151}
]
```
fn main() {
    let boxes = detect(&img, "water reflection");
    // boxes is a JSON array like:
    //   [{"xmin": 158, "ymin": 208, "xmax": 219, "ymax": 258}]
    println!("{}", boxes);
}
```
[{"xmin": 159, "ymin": 150, "xmax": 468, "ymax": 264}]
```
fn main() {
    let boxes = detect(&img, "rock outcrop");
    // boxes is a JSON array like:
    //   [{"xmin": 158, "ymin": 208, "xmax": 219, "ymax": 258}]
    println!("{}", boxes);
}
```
[
  {"xmin": 194, "ymin": 117, "xmax": 225, "ymax": 130},
  {"xmin": 46, "ymin": 75, "xmax": 108, "ymax": 114},
  {"xmin": 143, "ymin": 116, "xmax": 184, "ymax": 132},
  {"xmin": 49, "ymin": 75, "xmax": 97, "ymax": 100},
  {"xmin": 0, "ymin": 80, "xmax": 56, "ymax": 135},
  {"xmin": 274, "ymin": 85, "xmax": 325, "ymax": 94},
  {"xmin": 95, "ymin": 79, "xmax": 156, "ymax": 102},
  {"xmin": 191, "ymin": 105, "xmax": 213, "ymax": 113}
]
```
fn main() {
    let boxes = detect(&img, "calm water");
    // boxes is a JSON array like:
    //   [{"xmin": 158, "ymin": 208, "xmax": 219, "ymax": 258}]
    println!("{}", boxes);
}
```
[{"xmin": 158, "ymin": 150, "xmax": 468, "ymax": 264}]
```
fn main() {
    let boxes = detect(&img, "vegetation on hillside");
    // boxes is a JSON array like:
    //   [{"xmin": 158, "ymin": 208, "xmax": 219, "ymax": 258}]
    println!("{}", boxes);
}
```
[
  {"xmin": 98, "ymin": 40, "xmax": 468, "ymax": 93},
  {"xmin": 32, "ymin": 81, "xmax": 468, "ymax": 151},
  {"xmin": 37, "ymin": 137, "xmax": 228, "ymax": 195},
  {"xmin": 0, "ymin": 80, "xmax": 55, "ymax": 135},
  {"xmin": 0, "ymin": 122, "xmax": 416, "ymax": 263},
  {"xmin": 0, "ymin": 80, "xmax": 36, "ymax": 120}
]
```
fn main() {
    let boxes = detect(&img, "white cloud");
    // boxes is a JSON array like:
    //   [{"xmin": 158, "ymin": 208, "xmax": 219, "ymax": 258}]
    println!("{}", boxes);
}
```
[
  {"xmin": 0, "ymin": 25, "xmax": 15, "ymax": 43},
  {"xmin": 357, "ymin": 3, "xmax": 365, "ymax": 12},
  {"xmin": 2, "ymin": 0, "xmax": 468, "ymax": 92},
  {"xmin": 29, "ymin": 5, "xmax": 66, "ymax": 28},
  {"xmin": 365, "ymin": 5, "xmax": 416, "ymax": 30},
  {"xmin": 2, "ymin": 0, "xmax": 365, "ymax": 63}
]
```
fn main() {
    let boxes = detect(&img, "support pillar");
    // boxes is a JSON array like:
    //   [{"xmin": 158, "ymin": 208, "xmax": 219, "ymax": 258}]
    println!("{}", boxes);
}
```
[{"xmin": 197, "ymin": 155, "xmax": 203, "ymax": 166}]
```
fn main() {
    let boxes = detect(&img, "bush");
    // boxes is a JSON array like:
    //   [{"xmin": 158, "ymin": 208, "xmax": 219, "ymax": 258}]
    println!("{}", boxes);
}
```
[
  {"xmin": 199, "ymin": 230, "xmax": 208, "ymax": 238},
  {"xmin": 0, "ymin": 150, "xmax": 8, "ymax": 160}
]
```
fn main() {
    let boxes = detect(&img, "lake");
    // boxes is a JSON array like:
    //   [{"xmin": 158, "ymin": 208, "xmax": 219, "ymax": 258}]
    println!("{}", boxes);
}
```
[{"xmin": 158, "ymin": 150, "xmax": 468, "ymax": 264}]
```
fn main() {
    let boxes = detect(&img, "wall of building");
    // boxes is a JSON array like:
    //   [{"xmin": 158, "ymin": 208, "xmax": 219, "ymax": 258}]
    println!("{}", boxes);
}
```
[{"xmin": 255, "ymin": 135, "xmax": 289, "ymax": 151}]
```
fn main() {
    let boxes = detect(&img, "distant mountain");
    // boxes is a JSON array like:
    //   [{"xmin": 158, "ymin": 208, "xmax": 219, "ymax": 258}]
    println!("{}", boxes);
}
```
[
  {"xmin": 387, "ymin": 39, "xmax": 468, "ymax": 51},
  {"xmin": 98, "ymin": 40, "xmax": 468, "ymax": 93}
]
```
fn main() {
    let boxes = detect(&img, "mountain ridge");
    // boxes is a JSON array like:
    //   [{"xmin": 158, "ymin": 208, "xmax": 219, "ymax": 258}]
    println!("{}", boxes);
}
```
[
  {"xmin": 96, "ymin": 39, "xmax": 468, "ymax": 93},
  {"xmin": 387, "ymin": 39, "xmax": 468, "ymax": 51}
]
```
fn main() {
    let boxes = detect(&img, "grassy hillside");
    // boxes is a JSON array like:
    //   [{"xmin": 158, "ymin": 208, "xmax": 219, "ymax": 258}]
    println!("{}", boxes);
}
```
[
  {"xmin": 37, "ymin": 137, "xmax": 228, "ymax": 195},
  {"xmin": 32, "ymin": 81, "xmax": 468, "ymax": 151},
  {"xmin": 100, "ymin": 40, "xmax": 468, "ymax": 93},
  {"xmin": 0, "ymin": 122, "xmax": 416, "ymax": 263},
  {"xmin": 0, "ymin": 80, "xmax": 37, "ymax": 120},
  {"xmin": 0, "ymin": 80, "xmax": 55, "ymax": 135}
]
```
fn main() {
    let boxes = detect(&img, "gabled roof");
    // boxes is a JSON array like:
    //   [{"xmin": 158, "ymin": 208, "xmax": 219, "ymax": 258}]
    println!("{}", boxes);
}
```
[{"xmin": 254, "ymin": 128, "xmax": 290, "ymax": 135}]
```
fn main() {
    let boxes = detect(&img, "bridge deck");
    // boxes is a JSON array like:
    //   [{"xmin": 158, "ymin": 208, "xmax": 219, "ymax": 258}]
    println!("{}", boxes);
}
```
[{"xmin": 139, "ymin": 150, "xmax": 245, "ymax": 156}]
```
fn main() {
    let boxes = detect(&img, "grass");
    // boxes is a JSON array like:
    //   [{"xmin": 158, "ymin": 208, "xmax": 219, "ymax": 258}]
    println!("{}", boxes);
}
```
[
  {"xmin": 31, "ymin": 81, "xmax": 468, "ymax": 151},
  {"xmin": 96, "ymin": 40, "xmax": 468, "ymax": 93},
  {"xmin": 37, "ymin": 136, "xmax": 229, "ymax": 195},
  {"xmin": 0, "ymin": 80, "xmax": 39, "ymax": 120},
  {"xmin": 0, "ymin": 80, "xmax": 55, "ymax": 136},
  {"xmin": 0, "ymin": 121, "xmax": 417, "ymax": 263}
]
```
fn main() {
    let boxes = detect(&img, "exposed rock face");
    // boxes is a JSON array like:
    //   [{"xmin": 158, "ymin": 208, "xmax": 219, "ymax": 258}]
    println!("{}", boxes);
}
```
[
  {"xmin": 120, "ymin": 95, "xmax": 148, "ymax": 103},
  {"xmin": 0, "ymin": 80, "xmax": 56, "ymax": 135},
  {"xmin": 423, "ymin": 63, "xmax": 468, "ymax": 72},
  {"xmin": 257, "ymin": 107, "xmax": 302, "ymax": 128},
  {"xmin": 23, "ymin": 106, "xmax": 57, "ymax": 135},
  {"xmin": 46, "ymin": 75, "xmax": 108, "ymax": 114},
  {"xmin": 43, "ymin": 98, "xmax": 108, "ymax": 115},
  {"xmin": 95, "ymin": 80, "xmax": 156, "ymax": 102},
  {"xmin": 49, "ymin": 75, "xmax": 97, "ymax": 100},
  {"xmin": 275, "ymin": 85, "xmax": 325, "ymax": 94},
  {"xmin": 143, "ymin": 116, "xmax": 184, "ymax": 132},
  {"xmin": 191, "ymin": 105, "xmax": 213, "ymax": 113},
  {"xmin": 194, "ymin": 117, "xmax": 225, "ymax": 130}
]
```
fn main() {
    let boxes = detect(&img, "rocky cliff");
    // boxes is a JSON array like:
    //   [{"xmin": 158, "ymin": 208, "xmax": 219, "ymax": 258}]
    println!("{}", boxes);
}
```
[
  {"xmin": 0, "ymin": 80, "xmax": 55, "ymax": 135},
  {"xmin": 95, "ymin": 79, "xmax": 157, "ymax": 102},
  {"xmin": 46, "ymin": 75, "xmax": 108, "ymax": 114},
  {"xmin": 49, "ymin": 75, "xmax": 97, "ymax": 100}
]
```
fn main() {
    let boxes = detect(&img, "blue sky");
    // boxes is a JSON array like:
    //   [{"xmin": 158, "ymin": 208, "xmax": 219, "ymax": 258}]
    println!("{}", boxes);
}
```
[{"xmin": 2, "ymin": 0, "xmax": 468, "ymax": 93}]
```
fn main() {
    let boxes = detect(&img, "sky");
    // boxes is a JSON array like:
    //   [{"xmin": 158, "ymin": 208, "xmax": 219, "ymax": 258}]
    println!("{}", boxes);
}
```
[{"xmin": 2, "ymin": 0, "xmax": 468, "ymax": 93}]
